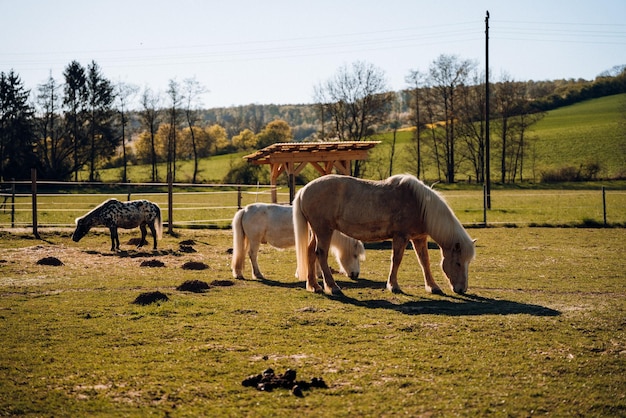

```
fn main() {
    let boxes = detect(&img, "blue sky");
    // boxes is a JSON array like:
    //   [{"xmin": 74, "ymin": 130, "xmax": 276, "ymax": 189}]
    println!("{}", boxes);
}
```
[{"xmin": 2, "ymin": 0, "xmax": 625, "ymax": 108}]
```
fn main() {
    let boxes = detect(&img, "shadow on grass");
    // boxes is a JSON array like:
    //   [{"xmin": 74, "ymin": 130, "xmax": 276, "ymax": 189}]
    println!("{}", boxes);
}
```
[
  {"xmin": 258, "ymin": 275, "xmax": 560, "ymax": 317},
  {"xmin": 82, "ymin": 248, "xmax": 180, "ymax": 258},
  {"xmin": 334, "ymin": 292, "xmax": 561, "ymax": 317}
]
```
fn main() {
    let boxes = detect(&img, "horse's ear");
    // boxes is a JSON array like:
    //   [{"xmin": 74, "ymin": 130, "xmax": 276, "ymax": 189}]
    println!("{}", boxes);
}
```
[{"xmin": 473, "ymin": 239, "xmax": 477, "ymax": 244}]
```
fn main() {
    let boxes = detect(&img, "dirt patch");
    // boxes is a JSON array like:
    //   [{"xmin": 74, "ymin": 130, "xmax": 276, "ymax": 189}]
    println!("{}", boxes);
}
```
[
  {"xmin": 179, "ymin": 245, "xmax": 196, "ymax": 253},
  {"xmin": 181, "ymin": 261, "xmax": 209, "ymax": 270},
  {"xmin": 176, "ymin": 279, "xmax": 210, "ymax": 293},
  {"xmin": 242, "ymin": 368, "xmax": 327, "ymax": 397},
  {"xmin": 36, "ymin": 256, "xmax": 64, "ymax": 266},
  {"xmin": 132, "ymin": 291, "xmax": 169, "ymax": 305},
  {"xmin": 140, "ymin": 259, "xmax": 165, "ymax": 268}
]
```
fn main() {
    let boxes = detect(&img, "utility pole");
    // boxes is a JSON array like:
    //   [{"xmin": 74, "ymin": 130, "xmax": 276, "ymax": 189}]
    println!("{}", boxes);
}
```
[{"xmin": 485, "ymin": 10, "xmax": 492, "ymax": 209}]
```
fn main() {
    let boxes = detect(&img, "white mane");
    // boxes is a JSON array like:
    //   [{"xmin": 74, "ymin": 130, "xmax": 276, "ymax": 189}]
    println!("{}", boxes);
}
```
[{"xmin": 389, "ymin": 175, "xmax": 474, "ymax": 258}]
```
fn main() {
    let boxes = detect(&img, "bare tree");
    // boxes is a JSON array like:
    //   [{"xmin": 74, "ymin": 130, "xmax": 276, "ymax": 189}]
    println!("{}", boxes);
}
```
[
  {"xmin": 166, "ymin": 79, "xmax": 183, "ymax": 182},
  {"xmin": 387, "ymin": 92, "xmax": 403, "ymax": 177},
  {"xmin": 456, "ymin": 70, "xmax": 487, "ymax": 183},
  {"xmin": 183, "ymin": 77, "xmax": 207, "ymax": 183},
  {"xmin": 36, "ymin": 73, "xmax": 71, "ymax": 179},
  {"xmin": 428, "ymin": 54, "xmax": 474, "ymax": 183},
  {"xmin": 115, "ymin": 81, "xmax": 138, "ymax": 182},
  {"xmin": 405, "ymin": 69, "xmax": 427, "ymax": 178},
  {"xmin": 139, "ymin": 87, "xmax": 161, "ymax": 182},
  {"xmin": 314, "ymin": 61, "xmax": 391, "ymax": 177}
]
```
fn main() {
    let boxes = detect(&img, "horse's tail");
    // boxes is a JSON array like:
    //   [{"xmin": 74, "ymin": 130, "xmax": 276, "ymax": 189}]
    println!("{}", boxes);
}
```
[
  {"xmin": 293, "ymin": 190, "xmax": 310, "ymax": 282},
  {"xmin": 231, "ymin": 208, "xmax": 248, "ymax": 278},
  {"xmin": 154, "ymin": 204, "xmax": 163, "ymax": 240}
]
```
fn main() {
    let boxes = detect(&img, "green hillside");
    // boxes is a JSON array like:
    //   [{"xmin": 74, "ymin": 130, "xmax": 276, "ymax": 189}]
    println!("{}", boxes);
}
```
[
  {"xmin": 530, "ymin": 94, "xmax": 625, "ymax": 179},
  {"xmin": 371, "ymin": 93, "xmax": 625, "ymax": 182}
]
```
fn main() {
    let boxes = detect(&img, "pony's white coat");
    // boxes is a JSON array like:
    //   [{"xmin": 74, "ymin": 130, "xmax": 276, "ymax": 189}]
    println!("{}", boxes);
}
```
[
  {"xmin": 293, "ymin": 174, "xmax": 475, "ymax": 295},
  {"xmin": 231, "ymin": 203, "xmax": 365, "ymax": 280}
]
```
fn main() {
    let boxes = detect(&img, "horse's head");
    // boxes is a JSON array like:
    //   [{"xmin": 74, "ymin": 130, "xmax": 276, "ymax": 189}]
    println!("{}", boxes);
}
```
[
  {"xmin": 440, "ymin": 240, "xmax": 476, "ymax": 294},
  {"xmin": 335, "ymin": 239, "xmax": 366, "ymax": 279},
  {"xmin": 71, "ymin": 218, "xmax": 91, "ymax": 242}
]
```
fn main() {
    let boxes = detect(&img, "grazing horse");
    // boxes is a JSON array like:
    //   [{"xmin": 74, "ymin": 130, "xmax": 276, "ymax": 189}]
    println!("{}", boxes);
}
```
[
  {"xmin": 231, "ymin": 203, "xmax": 365, "ymax": 280},
  {"xmin": 72, "ymin": 198, "xmax": 163, "ymax": 251},
  {"xmin": 293, "ymin": 174, "xmax": 476, "ymax": 296}
]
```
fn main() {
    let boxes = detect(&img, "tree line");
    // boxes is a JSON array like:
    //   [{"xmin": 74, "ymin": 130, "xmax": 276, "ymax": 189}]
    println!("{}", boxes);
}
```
[{"xmin": 1, "ymin": 59, "xmax": 624, "ymax": 183}]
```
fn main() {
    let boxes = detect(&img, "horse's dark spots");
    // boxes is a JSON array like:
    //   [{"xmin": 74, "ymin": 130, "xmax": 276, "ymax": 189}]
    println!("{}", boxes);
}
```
[{"xmin": 72, "ymin": 199, "xmax": 161, "ymax": 250}]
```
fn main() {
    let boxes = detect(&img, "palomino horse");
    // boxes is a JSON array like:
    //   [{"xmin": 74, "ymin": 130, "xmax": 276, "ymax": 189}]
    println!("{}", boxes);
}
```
[
  {"xmin": 72, "ymin": 198, "xmax": 163, "ymax": 251},
  {"xmin": 293, "ymin": 174, "xmax": 476, "ymax": 296},
  {"xmin": 231, "ymin": 203, "xmax": 365, "ymax": 280}
]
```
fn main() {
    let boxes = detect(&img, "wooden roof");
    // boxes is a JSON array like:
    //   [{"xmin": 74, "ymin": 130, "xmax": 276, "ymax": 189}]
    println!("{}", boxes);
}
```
[{"xmin": 243, "ymin": 141, "xmax": 380, "ymax": 165}]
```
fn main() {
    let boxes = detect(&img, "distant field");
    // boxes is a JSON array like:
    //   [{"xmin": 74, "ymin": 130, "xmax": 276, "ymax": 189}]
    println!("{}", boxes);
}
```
[
  {"xmin": 530, "ymin": 94, "xmax": 625, "ymax": 178},
  {"xmin": 371, "ymin": 93, "xmax": 626, "ymax": 182}
]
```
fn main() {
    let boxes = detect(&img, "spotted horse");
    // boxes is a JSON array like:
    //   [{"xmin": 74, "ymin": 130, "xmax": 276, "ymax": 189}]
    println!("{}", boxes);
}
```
[{"xmin": 72, "ymin": 198, "xmax": 163, "ymax": 251}]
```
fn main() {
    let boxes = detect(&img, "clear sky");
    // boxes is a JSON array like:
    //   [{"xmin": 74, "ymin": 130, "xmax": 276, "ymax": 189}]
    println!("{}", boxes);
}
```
[{"xmin": 2, "ymin": 0, "xmax": 625, "ymax": 109}]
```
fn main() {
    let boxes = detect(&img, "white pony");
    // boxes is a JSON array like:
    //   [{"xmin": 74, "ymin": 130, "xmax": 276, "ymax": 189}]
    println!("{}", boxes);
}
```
[
  {"xmin": 231, "ymin": 203, "xmax": 365, "ymax": 280},
  {"xmin": 293, "ymin": 174, "xmax": 476, "ymax": 296}
]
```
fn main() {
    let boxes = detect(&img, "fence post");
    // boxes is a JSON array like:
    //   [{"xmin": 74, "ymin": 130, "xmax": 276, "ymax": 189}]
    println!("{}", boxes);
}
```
[
  {"xmin": 11, "ymin": 179, "xmax": 15, "ymax": 228},
  {"xmin": 483, "ymin": 183, "xmax": 488, "ymax": 227},
  {"xmin": 602, "ymin": 186, "xmax": 607, "ymax": 226},
  {"xmin": 167, "ymin": 172, "xmax": 173, "ymax": 234},
  {"xmin": 31, "ymin": 168, "xmax": 40, "ymax": 239},
  {"xmin": 237, "ymin": 186, "xmax": 242, "ymax": 210}
]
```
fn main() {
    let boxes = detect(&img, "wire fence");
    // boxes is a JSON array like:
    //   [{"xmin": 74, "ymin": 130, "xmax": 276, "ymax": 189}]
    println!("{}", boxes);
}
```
[
  {"xmin": 0, "ymin": 179, "xmax": 289, "ymax": 232},
  {"xmin": 1, "ymin": 179, "xmax": 625, "ymax": 234}
]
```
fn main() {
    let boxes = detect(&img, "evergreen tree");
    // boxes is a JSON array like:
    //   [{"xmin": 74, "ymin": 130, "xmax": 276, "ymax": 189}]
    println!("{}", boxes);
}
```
[
  {"xmin": 63, "ymin": 60, "xmax": 88, "ymax": 181},
  {"xmin": 86, "ymin": 61, "xmax": 116, "ymax": 181},
  {"xmin": 0, "ymin": 70, "xmax": 36, "ymax": 180}
]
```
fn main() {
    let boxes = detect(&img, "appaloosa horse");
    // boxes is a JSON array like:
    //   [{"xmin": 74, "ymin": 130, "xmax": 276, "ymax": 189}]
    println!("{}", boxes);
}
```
[
  {"xmin": 72, "ymin": 198, "xmax": 163, "ymax": 251},
  {"xmin": 293, "ymin": 174, "xmax": 475, "ymax": 296}
]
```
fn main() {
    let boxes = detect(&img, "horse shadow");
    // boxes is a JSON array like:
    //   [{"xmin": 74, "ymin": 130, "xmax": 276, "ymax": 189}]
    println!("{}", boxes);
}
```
[
  {"xmin": 257, "ymin": 275, "xmax": 560, "ymax": 317},
  {"xmin": 82, "ymin": 248, "xmax": 174, "ymax": 258},
  {"xmin": 333, "ymin": 291, "xmax": 561, "ymax": 317}
]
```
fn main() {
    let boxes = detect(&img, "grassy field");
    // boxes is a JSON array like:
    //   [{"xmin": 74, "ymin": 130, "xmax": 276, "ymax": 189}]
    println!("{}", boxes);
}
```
[
  {"xmin": 0, "ymin": 227, "xmax": 624, "ymax": 416},
  {"xmin": 370, "ymin": 94, "xmax": 626, "ymax": 182}
]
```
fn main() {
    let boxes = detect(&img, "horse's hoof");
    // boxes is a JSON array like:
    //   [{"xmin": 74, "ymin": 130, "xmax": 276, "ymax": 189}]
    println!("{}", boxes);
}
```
[
  {"xmin": 386, "ymin": 284, "xmax": 402, "ymax": 293},
  {"xmin": 307, "ymin": 285, "xmax": 323, "ymax": 293},
  {"xmin": 429, "ymin": 287, "xmax": 444, "ymax": 296},
  {"xmin": 328, "ymin": 287, "xmax": 344, "ymax": 296}
]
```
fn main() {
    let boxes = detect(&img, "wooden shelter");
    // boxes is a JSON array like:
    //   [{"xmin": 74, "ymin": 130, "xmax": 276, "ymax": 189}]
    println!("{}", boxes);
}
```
[{"xmin": 243, "ymin": 141, "xmax": 380, "ymax": 202}]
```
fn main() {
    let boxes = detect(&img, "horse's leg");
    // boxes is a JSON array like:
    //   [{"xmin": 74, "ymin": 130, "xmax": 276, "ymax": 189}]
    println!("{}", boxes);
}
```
[
  {"xmin": 305, "ymin": 235, "xmax": 323, "ymax": 293},
  {"xmin": 248, "ymin": 240, "xmax": 265, "ymax": 279},
  {"xmin": 138, "ymin": 224, "xmax": 148, "ymax": 248},
  {"xmin": 315, "ymin": 231, "xmax": 342, "ymax": 296},
  {"xmin": 110, "ymin": 227, "xmax": 119, "ymax": 251},
  {"xmin": 387, "ymin": 235, "xmax": 408, "ymax": 293},
  {"xmin": 147, "ymin": 222, "xmax": 158, "ymax": 250},
  {"xmin": 410, "ymin": 237, "xmax": 443, "ymax": 295}
]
